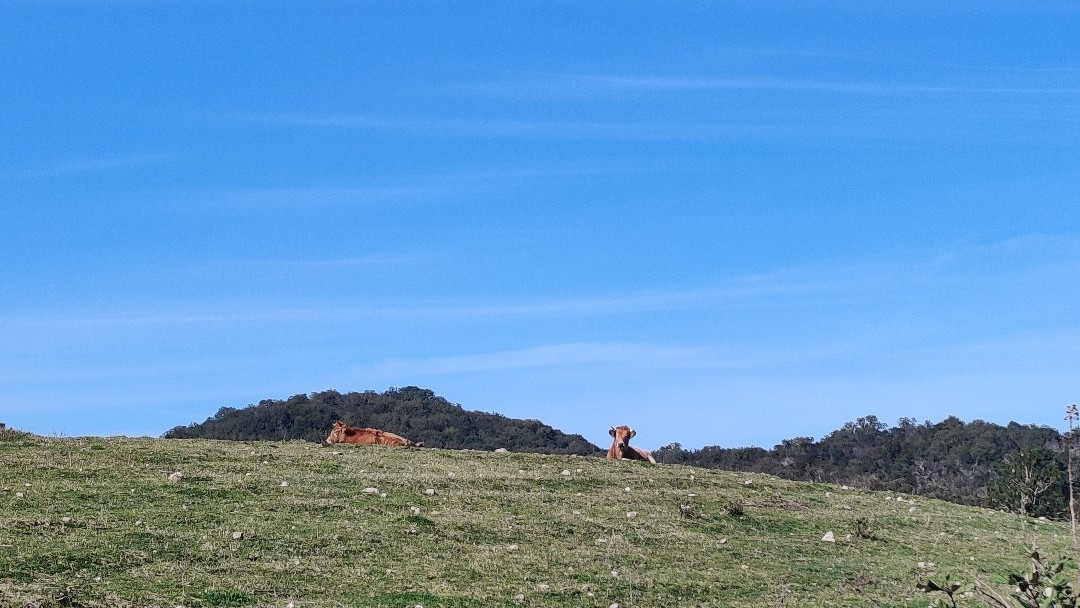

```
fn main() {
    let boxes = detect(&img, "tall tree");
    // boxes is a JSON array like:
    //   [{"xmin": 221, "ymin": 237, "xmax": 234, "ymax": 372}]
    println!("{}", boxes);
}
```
[{"xmin": 990, "ymin": 447, "xmax": 1064, "ymax": 517}]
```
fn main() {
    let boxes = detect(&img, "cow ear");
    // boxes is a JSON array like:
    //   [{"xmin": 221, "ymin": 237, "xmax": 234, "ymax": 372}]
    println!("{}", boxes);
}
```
[
  {"xmin": 608, "ymin": 427, "xmax": 616, "ymax": 437},
  {"xmin": 629, "ymin": 428, "xmax": 637, "ymax": 438}
]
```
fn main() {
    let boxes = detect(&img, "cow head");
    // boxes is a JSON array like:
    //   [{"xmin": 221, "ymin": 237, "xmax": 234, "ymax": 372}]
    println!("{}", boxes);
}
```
[
  {"xmin": 325, "ymin": 421, "xmax": 349, "ymax": 444},
  {"xmin": 609, "ymin": 425, "xmax": 636, "ymax": 451}
]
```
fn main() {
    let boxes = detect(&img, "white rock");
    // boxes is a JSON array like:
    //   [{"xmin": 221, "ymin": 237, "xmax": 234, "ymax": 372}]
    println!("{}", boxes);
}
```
[
  {"xmin": 410, "ymin": 506, "xmax": 422, "ymax": 515},
  {"xmin": 719, "ymin": 538, "xmax": 727, "ymax": 544},
  {"xmin": 167, "ymin": 472, "xmax": 184, "ymax": 483},
  {"xmin": 424, "ymin": 489, "xmax": 436, "ymax": 495},
  {"xmin": 624, "ymin": 487, "xmax": 632, "ymax": 493},
  {"xmin": 908, "ymin": 506, "xmax": 916, "ymax": 513},
  {"xmin": 280, "ymin": 481, "xmax": 289, "ymax": 488},
  {"xmin": 626, "ymin": 511, "xmax": 638, "ymax": 518},
  {"xmin": 508, "ymin": 544, "xmax": 518, "ymax": 550},
  {"xmin": 15, "ymin": 492, "xmax": 24, "ymax": 498},
  {"xmin": 537, "ymin": 583, "xmax": 550, "ymax": 592},
  {"xmin": 821, "ymin": 531, "xmax": 836, "ymax": 543},
  {"xmin": 513, "ymin": 594, "xmax": 525, "ymax": 603},
  {"xmin": 561, "ymin": 470, "xmax": 571, "ymax": 476},
  {"xmin": 494, "ymin": 448, "xmax": 508, "ymax": 453},
  {"xmin": 743, "ymin": 479, "xmax": 753, "ymax": 485},
  {"xmin": 363, "ymin": 487, "xmax": 379, "ymax": 494},
  {"xmin": 232, "ymin": 531, "xmax": 244, "ymax": 540}
]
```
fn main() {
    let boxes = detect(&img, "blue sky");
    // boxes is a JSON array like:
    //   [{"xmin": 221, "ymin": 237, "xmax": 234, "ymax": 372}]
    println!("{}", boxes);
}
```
[{"xmin": 2, "ymin": 1, "xmax": 1079, "ymax": 450}]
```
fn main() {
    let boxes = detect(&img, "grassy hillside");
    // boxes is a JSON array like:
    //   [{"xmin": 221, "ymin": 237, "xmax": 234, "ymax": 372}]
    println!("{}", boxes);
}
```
[{"xmin": 1, "ymin": 433, "xmax": 1074, "ymax": 608}]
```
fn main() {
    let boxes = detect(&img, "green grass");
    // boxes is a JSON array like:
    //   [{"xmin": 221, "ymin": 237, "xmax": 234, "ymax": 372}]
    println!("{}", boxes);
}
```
[{"xmin": 0, "ymin": 436, "xmax": 1073, "ymax": 607}]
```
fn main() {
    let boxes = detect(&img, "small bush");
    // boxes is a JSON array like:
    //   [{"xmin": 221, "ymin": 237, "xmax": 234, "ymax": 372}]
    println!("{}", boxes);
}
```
[
  {"xmin": 723, "ymin": 498, "xmax": 746, "ymax": 517},
  {"xmin": 918, "ymin": 548, "xmax": 1078, "ymax": 608},
  {"xmin": 851, "ymin": 516, "xmax": 875, "ymax": 540}
]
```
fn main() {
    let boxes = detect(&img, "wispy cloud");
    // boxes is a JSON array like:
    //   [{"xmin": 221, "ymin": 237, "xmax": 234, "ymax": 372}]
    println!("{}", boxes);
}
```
[
  {"xmin": 575, "ymin": 74, "xmax": 1080, "ymax": 96},
  {"xmin": 26, "ymin": 153, "xmax": 168, "ymax": 179},
  {"xmin": 238, "ymin": 112, "xmax": 865, "ymax": 141},
  {"xmin": 286, "ymin": 255, "xmax": 422, "ymax": 268},
  {"xmin": 218, "ymin": 185, "xmax": 444, "ymax": 208},
  {"xmin": 363, "ymin": 342, "xmax": 704, "ymax": 377},
  {"xmin": 0, "ymin": 277, "xmax": 823, "ymax": 330},
  {"xmin": 4, "ymin": 233, "xmax": 1074, "ymax": 331},
  {"xmin": 176, "ymin": 160, "xmax": 670, "ymax": 210},
  {"xmin": 442, "ymin": 68, "xmax": 1080, "ymax": 100},
  {"xmin": 356, "ymin": 329, "xmax": 945, "ymax": 379}
]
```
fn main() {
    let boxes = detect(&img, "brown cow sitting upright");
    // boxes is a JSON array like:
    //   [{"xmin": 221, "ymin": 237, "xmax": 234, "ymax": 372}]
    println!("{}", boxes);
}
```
[
  {"xmin": 607, "ymin": 425, "xmax": 656, "ymax": 463},
  {"xmin": 325, "ymin": 421, "xmax": 423, "ymax": 447}
]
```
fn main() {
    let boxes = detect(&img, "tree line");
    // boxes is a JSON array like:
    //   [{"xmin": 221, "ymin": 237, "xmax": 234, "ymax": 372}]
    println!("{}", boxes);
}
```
[{"xmin": 655, "ymin": 414, "xmax": 1070, "ymax": 518}]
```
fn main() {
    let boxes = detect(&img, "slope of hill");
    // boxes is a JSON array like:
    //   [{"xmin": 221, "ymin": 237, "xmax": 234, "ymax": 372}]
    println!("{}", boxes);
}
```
[
  {"xmin": 2, "ymin": 433, "xmax": 1073, "ymax": 607},
  {"xmin": 164, "ymin": 386, "xmax": 600, "ymax": 455}
]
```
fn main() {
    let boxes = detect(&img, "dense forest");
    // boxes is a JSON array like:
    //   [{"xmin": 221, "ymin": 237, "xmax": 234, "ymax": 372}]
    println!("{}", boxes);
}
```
[
  {"xmin": 164, "ymin": 386, "xmax": 601, "ymax": 455},
  {"xmin": 655, "ymin": 414, "xmax": 1072, "ymax": 518}
]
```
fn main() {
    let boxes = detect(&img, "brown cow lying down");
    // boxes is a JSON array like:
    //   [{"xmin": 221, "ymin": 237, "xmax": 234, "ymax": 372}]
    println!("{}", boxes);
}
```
[
  {"xmin": 607, "ymin": 425, "xmax": 656, "ymax": 463},
  {"xmin": 325, "ymin": 421, "xmax": 423, "ymax": 447}
]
